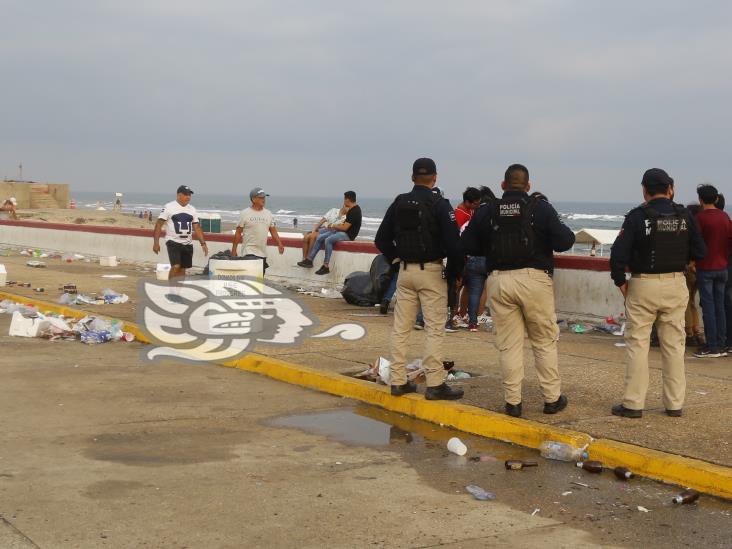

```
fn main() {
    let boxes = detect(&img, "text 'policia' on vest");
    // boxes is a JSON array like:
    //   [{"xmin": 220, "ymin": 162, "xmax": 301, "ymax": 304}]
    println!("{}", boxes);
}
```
[
  {"xmin": 630, "ymin": 203, "xmax": 690, "ymax": 273},
  {"xmin": 488, "ymin": 195, "xmax": 539, "ymax": 269}
]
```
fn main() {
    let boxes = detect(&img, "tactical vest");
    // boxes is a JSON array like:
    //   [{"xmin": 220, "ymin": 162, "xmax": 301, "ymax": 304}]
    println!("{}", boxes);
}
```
[
  {"xmin": 631, "ymin": 203, "xmax": 690, "ymax": 273},
  {"xmin": 488, "ymin": 196, "xmax": 538, "ymax": 268},
  {"xmin": 393, "ymin": 191, "xmax": 441, "ymax": 263}
]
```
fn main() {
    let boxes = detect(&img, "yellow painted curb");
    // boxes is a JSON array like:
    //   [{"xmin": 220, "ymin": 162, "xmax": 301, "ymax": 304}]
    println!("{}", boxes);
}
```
[
  {"xmin": 2, "ymin": 291, "xmax": 731, "ymax": 500},
  {"xmin": 588, "ymin": 439, "xmax": 732, "ymax": 500}
]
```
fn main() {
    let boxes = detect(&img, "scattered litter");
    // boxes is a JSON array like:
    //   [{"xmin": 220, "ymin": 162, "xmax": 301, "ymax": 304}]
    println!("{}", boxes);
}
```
[
  {"xmin": 531, "ymin": 508, "xmax": 540, "ymax": 516},
  {"xmin": 505, "ymin": 460, "xmax": 538, "ymax": 470},
  {"xmin": 101, "ymin": 274, "xmax": 127, "ymax": 279},
  {"xmin": 479, "ymin": 455, "xmax": 498, "ymax": 462},
  {"xmin": 465, "ymin": 485, "xmax": 495, "ymax": 501},
  {"xmin": 539, "ymin": 441, "xmax": 588, "ymax": 461},
  {"xmin": 26, "ymin": 260, "xmax": 46, "ymax": 268},
  {"xmin": 447, "ymin": 437, "xmax": 467, "ymax": 456},
  {"xmin": 33, "ymin": 287, "xmax": 45, "ymax": 293},
  {"xmin": 561, "ymin": 491, "xmax": 573, "ymax": 496},
  {"xmin": 59, "ymin": 289, "xmax": 129, "ymax": 306},
  {"xmin": 577, "ymin": 461, "xmax": 603, "ymax": 473},
  {"xmin": 9, "ymin": 311, "xmax": 50, "ymax": 338},
  {"xmin": 614, "ymin": 467, "xmax": 634, "ymax": 480},
  {"xmin": 614, "ymin": 342, "xmax": 627, "ymax": 347},
  {"xmin": 99, "ymin": 256, "xmax": 118, "ymax": 267},
  {"xmin": 354, "ymin": 356, "xmax": 426, "ymax": 385},
  {"xmin": 319, "ymin": 287, "xmax": 341, "ymax": 299},
  {"xmin": 446, "ymin": 370, "xmax": 471, "ymax": 381},
  {"xmin": 672, "ymin": 489, "xmax": 700, "ymax": 505},
  {"xmin": 695, "ymin": 391, "xmax": 708, "ymax": 395},
  {"xmin": 637, "ymin": 506, "xmax": 650, "ymax": 513}
]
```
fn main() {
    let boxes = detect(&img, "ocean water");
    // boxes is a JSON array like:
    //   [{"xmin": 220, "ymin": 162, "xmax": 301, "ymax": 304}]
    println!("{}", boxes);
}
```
[{"xmin": 72, "ymin": 191, "xmax": 634, "ymax": 241}]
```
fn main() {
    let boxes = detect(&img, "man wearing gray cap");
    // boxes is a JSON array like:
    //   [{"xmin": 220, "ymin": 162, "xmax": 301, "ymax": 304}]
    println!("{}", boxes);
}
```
[{"xmin": 231, "ymin": 187, "xmax": 285, "ymax": 275}]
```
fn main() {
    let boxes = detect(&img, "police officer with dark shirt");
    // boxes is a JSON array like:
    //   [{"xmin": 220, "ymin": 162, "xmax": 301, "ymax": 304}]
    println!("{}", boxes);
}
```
[
  {"xmin": 462, "ymin": 164, "xmax": 575, "ymax": 417},
  {"xmin": 609, "ymin": 168, "xmax": 706, "ymax": 418},
  {"xmin": 375, "ymin": 158, "xmax": 465, "ymax": 400}
]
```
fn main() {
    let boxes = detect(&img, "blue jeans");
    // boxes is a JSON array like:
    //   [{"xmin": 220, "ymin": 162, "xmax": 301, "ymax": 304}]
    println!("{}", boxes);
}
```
[
  {"xmin": 307, "ymin": 230, "xmax": 350, "ymax": 264},
  {"xmin": 697, "ymin": 269, "xmax": 728, "ymax": 350},
  {"xmin": 383, "ymin": 264, "xmax": 399, "ymax": 302},
  {"xmin": 464, "ymin": 256, "xmax": 488, "ymax": 324}
]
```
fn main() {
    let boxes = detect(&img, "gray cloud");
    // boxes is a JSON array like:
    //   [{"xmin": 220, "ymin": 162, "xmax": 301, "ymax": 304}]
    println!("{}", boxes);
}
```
[{"xmin": 1, "ymin": 1, "xmax": 731, "ymax": 202}]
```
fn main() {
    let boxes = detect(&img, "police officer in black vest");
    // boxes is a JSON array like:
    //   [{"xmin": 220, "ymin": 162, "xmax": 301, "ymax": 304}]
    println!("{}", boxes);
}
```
[
  {"xmin": 375, "ymin": 158, "xmax": 465, "ymax": 400},
  {"xmin": 609, "ymin": 168, "xmax": 706, "ymax": 418},
  {"xmin": 462, "ymin": 164, "xmax": 575, "ymax": 417}
]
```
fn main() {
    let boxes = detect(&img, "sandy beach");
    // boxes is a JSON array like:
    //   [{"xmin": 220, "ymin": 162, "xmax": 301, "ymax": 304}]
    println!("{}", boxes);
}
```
[{"xmin": 13, "ymin": 208, "xmax": 312, "ymax": 237}]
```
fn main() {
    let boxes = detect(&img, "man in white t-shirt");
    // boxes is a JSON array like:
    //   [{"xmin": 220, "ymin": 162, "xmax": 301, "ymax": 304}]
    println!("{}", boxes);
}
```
[
  {"xmin": 231, "ymin": 187, "xmax": 285, "ymax": 275},
  {"xmin": 153, "ymin": 185, "xmax": 208, "ymax": 280}
]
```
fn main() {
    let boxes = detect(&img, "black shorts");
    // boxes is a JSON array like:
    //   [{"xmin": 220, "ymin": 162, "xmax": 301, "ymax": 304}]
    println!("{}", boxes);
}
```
[{"xmin": 166, "ymin": 240, "xmax": 194, "ymax": 269}]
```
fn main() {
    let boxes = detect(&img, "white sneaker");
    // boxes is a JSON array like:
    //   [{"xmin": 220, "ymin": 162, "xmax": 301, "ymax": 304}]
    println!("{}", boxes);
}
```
[{"xmin": 452, "ymin": 316, "xmax": 469, "ymax": 329}]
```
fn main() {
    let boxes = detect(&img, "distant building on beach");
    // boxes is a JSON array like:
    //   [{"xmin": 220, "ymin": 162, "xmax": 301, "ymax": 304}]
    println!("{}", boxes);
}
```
[{"xmin": 0, "ymin": 180, "xmax": 70, "ymax": 209}]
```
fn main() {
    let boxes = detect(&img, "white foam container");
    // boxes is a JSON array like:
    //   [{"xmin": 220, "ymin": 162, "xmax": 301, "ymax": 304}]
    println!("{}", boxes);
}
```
[
  {"xmin": 0, "ymin": 264, "xmax": 6, "ymax": 286},
  {"xmin": 99, "ymin": 256, "xmax": 118, "ymax": 267},
  {"xmin": 9, "ymin": 311, "xmax": 50, "ymax": 338},
  {"xmin": 156, "ymin": 263, "xmax": 171, "ymax": 280}
]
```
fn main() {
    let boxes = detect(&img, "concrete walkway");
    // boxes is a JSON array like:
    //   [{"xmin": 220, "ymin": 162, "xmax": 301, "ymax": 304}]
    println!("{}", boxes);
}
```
[
  {"xmin": 2, "ymin": 253, "xmax": 730, "ymax": 468},
  {"xmin": 2, "ymin": 316, "xmax": 731, "ymax": 548}
]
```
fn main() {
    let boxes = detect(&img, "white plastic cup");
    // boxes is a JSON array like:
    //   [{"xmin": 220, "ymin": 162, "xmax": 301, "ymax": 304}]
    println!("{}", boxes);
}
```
[{"xmin": 447, "ymin": 437, "xmax": 467, "ymax": 456}]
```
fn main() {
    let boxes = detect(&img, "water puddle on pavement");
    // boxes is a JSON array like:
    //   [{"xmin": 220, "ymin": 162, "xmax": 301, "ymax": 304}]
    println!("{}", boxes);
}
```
[
  {"xmin": 270, "ymin": 405, "xmax": 543, "ymax": 460},
  {"xmin": 269, "ymin": 404, "xmax": 732, "ymax": 549}
]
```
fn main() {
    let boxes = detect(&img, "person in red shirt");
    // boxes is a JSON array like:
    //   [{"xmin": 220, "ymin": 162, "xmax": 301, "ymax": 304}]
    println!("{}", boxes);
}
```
[
  {"xmin": 448, "ymin": 188, "xmax": 482, "ymax": 331},
  {"xmin": 694, "ymin": 184, "xmax": 732, "ymax": 357},
  {"xmin": 454, "ymin": 187, "xmax": 481, "ymax": 230}
]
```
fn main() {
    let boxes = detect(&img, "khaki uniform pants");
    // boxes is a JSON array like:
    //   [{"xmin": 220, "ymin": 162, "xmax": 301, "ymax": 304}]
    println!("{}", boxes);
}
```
[
  {"xmin": 623, "ymin": 273, "xmax": 688, "ymax": 410},
  {"xmin": 390, "ymin": 262, "xmax": 447, "ymax": 387},
  {"xmin": 487, "ymin": 269, "xmax": 561, "ymax": 405}
]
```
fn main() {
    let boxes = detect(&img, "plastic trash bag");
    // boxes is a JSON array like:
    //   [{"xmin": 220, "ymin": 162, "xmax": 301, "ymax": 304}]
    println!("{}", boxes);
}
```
[{"xmin": 341, "ymin": 271, "xmax": 376, "ymax": 306}]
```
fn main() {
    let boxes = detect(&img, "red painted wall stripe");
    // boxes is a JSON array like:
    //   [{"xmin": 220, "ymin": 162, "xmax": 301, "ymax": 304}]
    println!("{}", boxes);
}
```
[{"xmin": 0, "ymin": 219, "xmax": 611, "ymax": 271}]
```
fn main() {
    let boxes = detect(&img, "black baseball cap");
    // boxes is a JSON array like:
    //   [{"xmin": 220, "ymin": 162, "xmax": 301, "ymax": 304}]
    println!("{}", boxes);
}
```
[
  {"xmin": 641, "ymin": 168, "xmax": 673, "ymax": 188},
  {"xmin": 177, "ymin": 185, "xmax": 194, "ymax": 195},
  {"xmin": 413, "ymin": 157, "xmax": 437, "ymax": 176}
]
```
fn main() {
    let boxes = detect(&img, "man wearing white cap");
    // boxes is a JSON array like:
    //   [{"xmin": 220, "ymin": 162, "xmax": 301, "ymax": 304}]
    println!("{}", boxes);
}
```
[
  {"xmin": 231, "ymin": 187, "xmax": 285, "ymax": 275},
  {"xmin": 0, "ymin": 197, "xmax": 18, "ymax": 220}
]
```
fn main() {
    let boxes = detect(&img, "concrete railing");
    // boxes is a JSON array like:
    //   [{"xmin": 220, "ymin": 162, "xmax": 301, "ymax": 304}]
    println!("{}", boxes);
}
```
[{"xmin": 0, "ymin": 220, "xmax": 624, "ymax": 318}]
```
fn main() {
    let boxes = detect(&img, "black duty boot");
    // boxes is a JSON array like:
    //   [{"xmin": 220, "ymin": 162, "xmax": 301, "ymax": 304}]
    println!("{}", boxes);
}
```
[
  {"xmin": 424, "ymin": 383, "xmax": 464, "ymax": 401},
  {"xmin": 543, "ymin": 394, "xmax": 568, "ymax": 414},
  {"xmin": 391, "ymin": 381, "xmax": 417, "ymax": 396},
  {"xmin": 505, "ymin": 402, "xmax": 522, "ymax": 418},
  {"xmin": 611, "ymin": 403, "xmax": 642, "ymax": 418},
  {"xmin": 665, "ymin": 408, "xmax": 683, "ymax": 417}
]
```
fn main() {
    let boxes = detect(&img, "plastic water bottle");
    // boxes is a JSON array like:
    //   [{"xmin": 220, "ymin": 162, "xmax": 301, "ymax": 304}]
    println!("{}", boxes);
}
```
[
  {"xmin": 465, "ymin": 485, "xmax": 496, "ymax": 501},
  {"xmin": 539, "ymin": 441, "xmax": 589, "ymax": 462},
  {"xmin": 80, "ymin": 330, "xmax": 112, "ymax": 345},
  {"xmin": 110, "ymin": 320, "xmax": 123, "ymax": 341}
]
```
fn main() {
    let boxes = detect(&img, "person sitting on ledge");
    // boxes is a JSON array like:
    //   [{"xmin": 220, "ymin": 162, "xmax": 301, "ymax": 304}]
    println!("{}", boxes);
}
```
[
  {"xmin": 301, "ymin": 205, "xmax": 347, "ymax": 260},
  {"xmin": 297, "ymin": 191, "xmax": 362, "ymax": 275}
]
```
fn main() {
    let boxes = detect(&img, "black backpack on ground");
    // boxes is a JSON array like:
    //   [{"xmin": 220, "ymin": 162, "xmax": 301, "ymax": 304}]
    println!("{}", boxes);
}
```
[
  {"xmin": 489, "ymin": 196, "xmax": 539, "ymax": 267},
  {"xmin": 393, "ymin": 190, "xmax": 441, "ymax": 263}
]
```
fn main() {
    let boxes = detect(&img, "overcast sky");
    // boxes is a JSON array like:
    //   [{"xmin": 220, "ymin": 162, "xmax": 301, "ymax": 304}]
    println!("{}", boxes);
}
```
[{"xmin": 2, "ymin": 1, "xmax": 731, "ymax": 202}]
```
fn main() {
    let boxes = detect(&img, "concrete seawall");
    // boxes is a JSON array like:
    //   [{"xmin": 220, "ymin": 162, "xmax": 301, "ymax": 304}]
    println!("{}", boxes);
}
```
[{"xmin": 0, "ymin": 220, "xmax": 624, "ymax": 318}]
